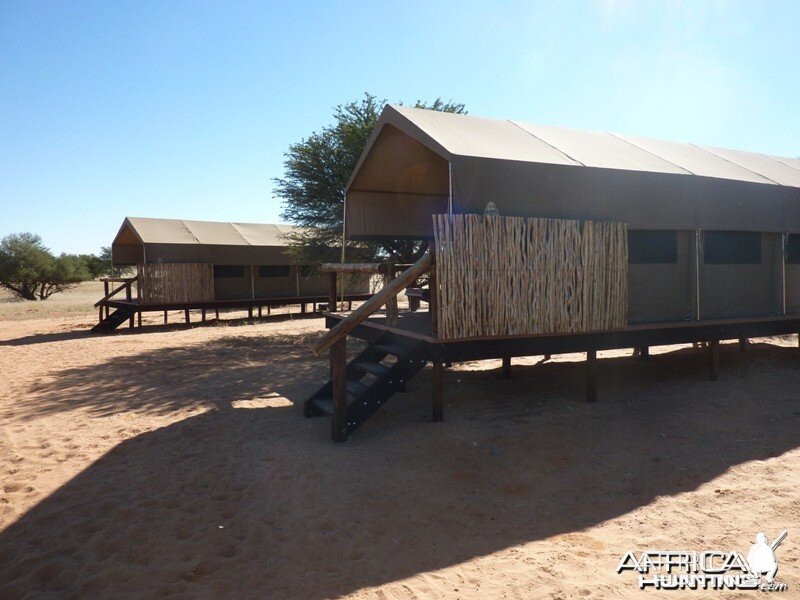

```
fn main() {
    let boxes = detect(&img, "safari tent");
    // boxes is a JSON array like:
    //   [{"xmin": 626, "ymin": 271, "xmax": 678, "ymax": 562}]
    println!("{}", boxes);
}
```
[
  {"xmin": 306, "ymin": 105, "xmax": 800, "ymax": 441},
  {"xmin": 94, "ymin": 217, "xmax": 370, "ymax": 332}
]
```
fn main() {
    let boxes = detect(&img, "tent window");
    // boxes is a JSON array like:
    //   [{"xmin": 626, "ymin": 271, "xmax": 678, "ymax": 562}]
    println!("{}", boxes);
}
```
[
  {"xmin": 786, "ymin": 235, "xmax": 800, "ymax": 264},
  {"xmin": 628, "ymin": 230, "xmax": 678, "ymax": 264},
  {"xmin": 259, "ymin": 265, "xmax": 290, "ymax": 278},
  {"xmin": 300, "ymin": 265, "xmax": 315, "ymax": 277},
  {"xmin": 704, "ymin": 231, "xmax": 761, "ymax": 265},
  {"xmin": 213, "ymin": 265, "xmax": 245, "ymax": 278}
]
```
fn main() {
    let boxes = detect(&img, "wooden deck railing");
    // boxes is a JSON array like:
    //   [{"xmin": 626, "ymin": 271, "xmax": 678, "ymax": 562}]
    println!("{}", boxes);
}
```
[
  {"xmin": 311, "ymin": 253, "xmax": 432, "ymax": 356},
  {"xmin": 95, "ymin": 276, "xmax": 138, "ymax": 308}
]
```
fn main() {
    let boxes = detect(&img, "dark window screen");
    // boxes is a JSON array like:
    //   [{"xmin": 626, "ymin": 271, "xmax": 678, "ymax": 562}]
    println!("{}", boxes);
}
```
[
  {"xmin": 213, "ymin": 265, "xmax": 245, "ymax": 278},
  {"xmin": 628, "ymin": 230, "xmax": 678, "ymax": 264},
  {"xmin": 259, "ymin": 265, "xmax": 290, "ymax": 278},
  {"xmin": 704, "ymin": 231, "xmax": 761, "ymax": 264},
  {"xmin": 787, "ymin": 235, "xmax": 800, "ymax": 264}
]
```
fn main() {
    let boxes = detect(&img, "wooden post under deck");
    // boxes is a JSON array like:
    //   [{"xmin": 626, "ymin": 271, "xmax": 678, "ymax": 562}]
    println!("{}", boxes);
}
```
[
  {"xmin": 432, "ymin": 361, "xmax": 444, "ymax": 422},
  {"xmin": 164, "ymin": 311, "xmax": 168, "ymax": 324},
  {"xmin": 709, "ymin": 340, "xmax": 720, "ymax": 381},
  {"xmin": 384, "ymin": 266, "xmax": 398, "ymax": 326},
  {"xmin": 739, "ymin": 338, "xmax": 747, "ymax": 351},
  {"xmin": 331, "ymin": 337, "xmax": 347, "ymax": 443},
  {"xmin": 137, "ymin": 311, "xmax": 142, "ymax": 327},
  {"xmin": 638, "ymin": 346, "xmax": 650, "ymax": 361},
  {"xmin": 586, "ymin": 350, "xmax": 597, "ymax": 403},
  {"xmin": 184, "ymin": 309, "xmax": 190, "ymax": 324},
  {"xmin": 258, "ymin": 306, "xmax": 262, "ymax": 318},
  {"xmin": 201, "ymin": 308, "xmax": 206, "ymax": 322},
  {"xmin": 126, "ymin": 282, "xmax": 134, "ymax": 328},
  {"xmin": 500, "ymin": 355, "xmax": 511, "ymax": 379},
  {"xmin": 103, "ymin": 281, "xmax": 110, "ymax": 317}
]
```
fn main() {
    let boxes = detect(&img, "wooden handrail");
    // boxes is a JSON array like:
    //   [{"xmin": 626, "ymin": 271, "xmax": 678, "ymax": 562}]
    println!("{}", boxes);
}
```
[
  {"xmin": 311, "ymin": 253, "xmax": 432, "ymax": 356},
  {"xmin": 320, "ymin": 262, "xmax": 414, "ymax": 275},
  {"xmin": 94, "ymin": 276, "xmax": 138, "ymax": 307}
]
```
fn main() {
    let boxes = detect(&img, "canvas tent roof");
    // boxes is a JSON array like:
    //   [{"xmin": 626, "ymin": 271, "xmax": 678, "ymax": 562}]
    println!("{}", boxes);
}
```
[
  {"xmin": 345, "ymin": 105, "xmax": 800, "ymax": 238},
  {"xmin": 112, "ymin": 217, "xmax": 299, "ymax": 266}
]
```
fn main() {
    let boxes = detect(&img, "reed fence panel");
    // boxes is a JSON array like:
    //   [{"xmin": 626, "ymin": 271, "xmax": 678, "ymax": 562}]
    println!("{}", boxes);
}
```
[
  {"xmin": 432, "ymin": 214, "xmax": 627, "ymax": 339},
  {"xmin": 137, "ymin": 263, "xmax": 215, "ymax": 304}
]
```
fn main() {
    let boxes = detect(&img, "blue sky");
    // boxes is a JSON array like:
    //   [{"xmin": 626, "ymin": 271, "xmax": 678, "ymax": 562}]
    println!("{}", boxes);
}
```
[{"xmin": 1, "ymin": 0, "xmax": 798, "ymax": 254}]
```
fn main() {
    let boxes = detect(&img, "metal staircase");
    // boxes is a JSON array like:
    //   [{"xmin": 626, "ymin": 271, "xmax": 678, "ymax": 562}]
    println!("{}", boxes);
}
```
[{"xmin": 304, "ymin": 331, "xmax": 428, "ymax": 439}]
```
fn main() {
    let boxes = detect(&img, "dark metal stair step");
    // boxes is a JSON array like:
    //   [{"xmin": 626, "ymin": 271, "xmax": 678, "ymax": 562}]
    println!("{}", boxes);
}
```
[
  {"xmin": 346, "ymin": 380, "xmax": 369, "ymax": 397},
  {"xmin": 372, "ymin": 342, "xmax": 411, "ymax": 357},
  {"xmin": 308, "ymin": 397, "xmax": 333, "ymax": 415},
  {"xmin": 353, "ymin": 361, "xmax": 391, "ymax": 377}
]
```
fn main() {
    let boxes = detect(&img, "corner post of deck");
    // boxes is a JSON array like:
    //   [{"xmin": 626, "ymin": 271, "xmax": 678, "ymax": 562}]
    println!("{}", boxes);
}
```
[
  {"xmin": 331, "ymin": 336, "xmax": 348, "ymax": 442},
  {"xmin": 709, "ymin": 339, "xmax": 720, "ymax": 381},
  {"xmin": 163, "ymin": 310, "xmax": 168, "ymax": 324},
  {"xmin": 184, "ymin": 309, "xmax": 190, "ymax": 324},
  {"xmin": 586, "ymin": 349, "xmax": 598, "ymax": 403},
  {"xmin": 327, "ymin": 272, "xmax": 338, "ymax": 313},
  {"xmin": 638, "ymin": 346, "xmax": 650, "ymax": 361},
  {"xmin": 432, "ymin": 360, "xmax": 444, "ymax": 422},
  {"xmin": 738, "ymin": 338, "xmax": 747, "ymax": 352},
  {"xmin": 500, "ymin": 355, "xmax": 511, "ymax": 379},
  {"xmin": 103, "ymin": 280, "xmax": 110, "ymax": 317}
]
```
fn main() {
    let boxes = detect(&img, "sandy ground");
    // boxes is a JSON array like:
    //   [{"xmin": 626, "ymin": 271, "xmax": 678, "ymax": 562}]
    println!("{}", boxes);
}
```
[{"xmin": 1, "ymin": 297, "xmax": 800, "ymax": 598}]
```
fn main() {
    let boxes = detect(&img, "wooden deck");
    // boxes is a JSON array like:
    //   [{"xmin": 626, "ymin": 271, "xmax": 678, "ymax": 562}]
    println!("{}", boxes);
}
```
[{"xmin": 94, "ymin": 293, "xmax": 373, "ymax": 332}]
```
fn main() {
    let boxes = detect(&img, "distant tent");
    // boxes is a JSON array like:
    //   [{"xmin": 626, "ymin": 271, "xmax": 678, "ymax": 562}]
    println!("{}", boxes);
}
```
[{"xmin": 111, "ymin": 217, "xmax": 360, "ymax": 301}]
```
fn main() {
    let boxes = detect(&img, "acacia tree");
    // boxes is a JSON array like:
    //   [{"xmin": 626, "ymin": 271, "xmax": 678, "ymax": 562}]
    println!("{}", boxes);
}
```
[
  {"xmin": 0, "ymin": 233, "xmax": 90, "ymax": 300},
  {"xmin": 274, "ymin": 93, "xmax": 466, "ymax": 265}
]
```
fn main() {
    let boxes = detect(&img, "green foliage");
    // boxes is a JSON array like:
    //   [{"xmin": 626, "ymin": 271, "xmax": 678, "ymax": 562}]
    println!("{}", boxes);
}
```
[
  {"xmin": 0, "ymin": 233, "xmax": 91, "ymax": 300},
  {"xmin": 274, "ymin": 93, "xmax": 466, "ymax": 265},
  {"xmin": 79, "ymin": 248, "xmax": 112, "ymax": 279}
]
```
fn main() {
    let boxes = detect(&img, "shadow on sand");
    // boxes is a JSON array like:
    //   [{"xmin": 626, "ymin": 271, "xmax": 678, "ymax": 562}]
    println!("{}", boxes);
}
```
[
  {"xmin": 0, "ymin": 312, "xmax": 320, "ymax": 348},
  {"xmin": 1, "ymin": 338, "xmax": 799, "ymax": 597}
]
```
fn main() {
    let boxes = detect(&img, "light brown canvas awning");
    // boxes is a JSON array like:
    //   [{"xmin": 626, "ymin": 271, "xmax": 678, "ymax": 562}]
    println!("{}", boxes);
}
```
[{"xmin": 345, "ymin": 105, "xmax": 800, "ymax": 238}]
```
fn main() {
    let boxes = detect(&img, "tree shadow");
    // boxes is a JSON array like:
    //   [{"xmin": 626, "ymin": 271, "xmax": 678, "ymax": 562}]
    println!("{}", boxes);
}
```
[{"xmin": 1, "ymin": 340, "xmax": 799, "ymax": 597}]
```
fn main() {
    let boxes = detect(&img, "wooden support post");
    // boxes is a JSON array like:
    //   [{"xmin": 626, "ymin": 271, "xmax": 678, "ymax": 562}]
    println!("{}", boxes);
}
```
[
  {"xmin": 500, "ymin": 355, "xmax": 511, "ymax": 379},
  {"xmin": 586, "ymin": 350, "xmax": 597, "ymax": 403},
  {"xmin": 738, "ymin": 338, "xmax": 747, "ymax": 352},
  {"xmin": 709, "ymin": 340, "xmax": 719, "ymax": 381},
  {"xmin": 432, "ymin": 361, "xmax": 444, "ymax": 422},
  {"xmin": 313, "ymin": 302, "xmax": 317, "ymax": 313},
  {"xmin": 164, "ymin": 310, "xmax": 168, "ymax": 324},
  {"xmin": 201, "ymin": 309, "xmax": 206, "ymax": 322},
  {"xmin": 98, "ymin": 306, "xmax": 103, "ymax": 326},
  {"xmin": 258, "ymin": 306, "xmax": 262, "ymax": 318},
  {"xmin": 428, "ymin": 242, "xmax": 438, "ymax": 338},
  {"xmin": 266, "ymin": 306, "xmax": 270, "ymax": 315},
  {"xmin": 348, "ymin": 301, "xmax": 352, "ymax": 310},
  {"xmin": 639, "ymin": 346, "xmax": 650, "ymax": 361},
  {"xmin": 248, "ymin": 307, "xmax": 253, "ymax": 319},
  {"xmin": 331, "ymin": 337, "xmax": 348, "ymax": 443},
  {"xmin": 103, "ymin": 281, "xmax": 110, "ymax": 317},
  {"xmin": 137, "ymin": 311, "xmax": 142, "ymax": 328},
  {"xmin": 544, "ymin": 354, "xmax": 551, "ymax": 361},
  {"xmin": 185, "ymin": 309, "xmax": 190, "ymax": 324},
  {"xmin": 328, "ymin": 272, "xmax": 337, "ymax": 312},
  {"xmin": 300, "ymin": 303, "xmax": 306, "ymax": 315},
  {"xmin": 384, "ymin": 266, "xmax": 398, "ymax": 326}
]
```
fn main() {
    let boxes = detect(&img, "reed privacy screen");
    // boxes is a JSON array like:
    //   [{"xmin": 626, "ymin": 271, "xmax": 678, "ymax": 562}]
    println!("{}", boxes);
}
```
[
  {"xmin": 137, "ymin": 263, "xmax": 215, "ymax": 304},
  {"xmin": 432, "ymin": 214, "xmax": 628, "ymax": 339}
]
